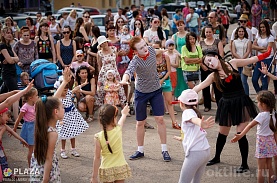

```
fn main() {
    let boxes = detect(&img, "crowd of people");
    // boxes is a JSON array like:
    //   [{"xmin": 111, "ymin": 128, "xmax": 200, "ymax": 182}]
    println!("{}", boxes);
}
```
[{"xmin": 0, "ymin": 1, "xmax": 276, "ymax": 182}]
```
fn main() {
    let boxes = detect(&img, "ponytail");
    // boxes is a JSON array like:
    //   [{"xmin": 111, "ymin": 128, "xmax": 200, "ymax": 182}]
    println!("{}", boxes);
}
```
[
  {"xmin": 34, "ymin": 97, "xmax": 60, "ymax": 165},
  {"xmin": 269, "ymin": 109, "xmax": 277, "ymax": 133},
  {"xmin": 185, "ymin": 104, "xmax": 202, "ymax": 118},
  {"xmin": 157, "ymin": 26, "xmax": 165, "ymax": 42}
]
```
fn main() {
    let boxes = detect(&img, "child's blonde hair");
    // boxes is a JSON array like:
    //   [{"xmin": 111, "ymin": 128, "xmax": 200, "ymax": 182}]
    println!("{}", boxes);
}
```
[
  {"xmin": 106, "ymin": 70, "xmax": 116, "ymax": 82},
  {"xmin": 23, "ymin": 87, "xmax": 37, "ymax": 102},
  {"xmin": 20, "ymin": 72, "xmax": 29, "ymax": 79}
]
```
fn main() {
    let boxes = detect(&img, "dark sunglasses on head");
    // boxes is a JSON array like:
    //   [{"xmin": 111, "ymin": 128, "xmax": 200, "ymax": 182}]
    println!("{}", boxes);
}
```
[{"xmin": 63, "ymin": 31, "xmax": 71, "ymax": 34}]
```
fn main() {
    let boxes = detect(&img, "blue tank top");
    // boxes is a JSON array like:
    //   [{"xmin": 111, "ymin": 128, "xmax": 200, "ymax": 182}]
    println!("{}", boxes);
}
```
[{"xmin": 60, "ymin": 40, "xmax": 74, "ymax": 65}]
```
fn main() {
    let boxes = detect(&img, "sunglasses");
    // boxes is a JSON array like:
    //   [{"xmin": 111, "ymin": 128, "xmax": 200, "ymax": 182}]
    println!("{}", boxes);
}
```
[
  {"xmin": 153, "ymin": 21, "xmax": 160, "ymax": 24},
  {"xmin": 77, "ymin": 55, "xmax": 83, "ymax": 57},
  {"xmin": 63, "ymin": 31, "xmax": 70, "ymax": 34},
  {"xmin": 50, "ymin": 19, "xmax": 54, "ymax": 21},
  {"xmin": 84, "ymin": 16, "xmax": 90, "ymax": 18},
  {"xmin": 135, "ymin": 23, "xmax": 141, "ymax": 26},
  {"xmin": 240, "ymin": 20, "xmax": 247, "ymax": 23}
]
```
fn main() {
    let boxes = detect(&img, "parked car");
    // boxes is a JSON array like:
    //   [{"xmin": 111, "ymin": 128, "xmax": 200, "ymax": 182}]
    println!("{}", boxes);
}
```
[
  {"xmin": 0, "ymin": 16, "xmax": 37, "ymax": 28},
  {"xmin": 23, "ymin": 12, "xmax": 45, "ymax": 17},
  {"xmin": 56, "ymin": 7, "xmax": 85, "ymax": 18},
  {"xmin": 82, "ymin": 6, "xmax": 101, "ymax": 15},
  {"xmin": 2, "ymin": 13, "xmax": 28, "ymax": 18},
  {"xmin": 221, "ymin": 2, "xmax": 234, "ymax": 11},
  {"xmin": 158, "ymin": 3, "xmax": 185, "ymax": 12},
  {"xmin": 197, "ymin": 1, "xmax": 205, "ymax": 6},
  {"xmin": 90, "ymin": 15, "xmax": 106, "ymax": 36},
  {"xmin": 212, "ymin": 2, "xmax": 222, "ymax": 8}
]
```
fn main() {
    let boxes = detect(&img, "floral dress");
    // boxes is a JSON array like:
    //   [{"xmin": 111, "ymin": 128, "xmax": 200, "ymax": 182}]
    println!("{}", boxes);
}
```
[
  {"xmin": 30, "ymin": 126, "xmax": 60, "ymax": 183},
  {"xmin": 95, "ymin": 46, "xmax": 126, "ymax": 106},
  {"xmin": 251, "ymin": 4, "xmax": 262, "ymax": 27},
  {"xmin": 104, "ymin": 82, "xmax": 120, "ymax": 105}
]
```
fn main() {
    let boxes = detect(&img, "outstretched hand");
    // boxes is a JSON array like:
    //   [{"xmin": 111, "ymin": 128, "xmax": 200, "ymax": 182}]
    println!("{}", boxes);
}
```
[
  {"xmin": 231, "ymin": 134, "xmax": 242, "ymax": 143},
  {"xmin": 63, "ymin": 67, "xmax": 72, "ymax": 83},
  {"xmin": 200, "ymin": 116, "xmax": 215, "ymax": 129},
  {"xmin": 258, "ymin": 62, "xmax": 268, "ymax": 75},
  {"xmin": 21, "ymin": 139, "xmax": 29, "ymax": 148},
  {"xmin": 121, "ymin": 105, "xmax": 130, "ymax": 116},
  {"xmin": 23, "ymin": 80, "xmax": 34, "ymax": 93}
]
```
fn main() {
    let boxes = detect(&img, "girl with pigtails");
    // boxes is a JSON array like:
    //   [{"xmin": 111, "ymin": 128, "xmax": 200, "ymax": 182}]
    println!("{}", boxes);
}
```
[
  {"xmin": 231, "ymin": 90, "xmax": 277, "ymax": 183},
  {"xmin": 91, "ymin": 104, "xmax": 131, "ymax": 183}
]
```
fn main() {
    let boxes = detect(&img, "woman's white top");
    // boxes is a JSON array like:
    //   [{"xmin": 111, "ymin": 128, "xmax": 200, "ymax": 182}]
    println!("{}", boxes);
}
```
[
  {"xmin": 233, "ymin": 38, "xmax": 249, "ymax": 58},
  {"xmin": 181, "ymin": 109, "xmax": 210, "ymax": 157},
  {"xmin": 256, "ymin": 34, "xmax": 274, "ymax": 59}
]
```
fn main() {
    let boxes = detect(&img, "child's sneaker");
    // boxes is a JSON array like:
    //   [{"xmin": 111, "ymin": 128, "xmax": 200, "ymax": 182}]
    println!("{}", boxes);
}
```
[
  {"xmin": 120, "ymin": 56, "xmax": 130, "ymax": 64},
  {"xmin": 60, "ymin": 150, "xmax": 68, "ymax": 159},
  {"xmin": 71, "ymin": 149, "xmax": 80, "ymax": 157}
]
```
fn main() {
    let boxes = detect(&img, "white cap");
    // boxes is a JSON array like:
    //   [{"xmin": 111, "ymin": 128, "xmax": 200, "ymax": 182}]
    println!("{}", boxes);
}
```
[{"xmin": 178, "ymin": 89, "xmax": 198, "ymax": 105}]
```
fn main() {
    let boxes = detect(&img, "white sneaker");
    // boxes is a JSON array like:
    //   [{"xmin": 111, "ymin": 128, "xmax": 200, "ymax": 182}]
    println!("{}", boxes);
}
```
[
  {"xmin": 60, "ymin": 150, "xmax": 68, "ymax": 159},
  {"xmin": 71, "ymin": 149, "xmax": 80, "ymax": 157}
]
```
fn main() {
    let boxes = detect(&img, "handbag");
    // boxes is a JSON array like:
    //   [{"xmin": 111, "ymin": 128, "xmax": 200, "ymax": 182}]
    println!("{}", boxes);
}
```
[
  {"xmin": 241, "ymin": 40, "xmax": 252, "ymax": 77},
  {"xmin": 186, "ymin": 73, "xmax": 199, "ymax": 81}
]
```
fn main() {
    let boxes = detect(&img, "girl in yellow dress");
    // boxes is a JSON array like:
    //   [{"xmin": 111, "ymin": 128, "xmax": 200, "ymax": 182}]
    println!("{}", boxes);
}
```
[
  {"xmin": 104, "ymin": 70, "xmax": 120, "ymax": 106},
  {"xmin": 91, "ymin": 104, "xmax": 131, "ymax": 183}
]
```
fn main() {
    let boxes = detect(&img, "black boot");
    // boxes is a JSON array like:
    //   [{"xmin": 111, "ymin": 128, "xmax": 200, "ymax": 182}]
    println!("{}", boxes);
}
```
[
  {"xmin": 207, "ymin": 133, "xmax": 227, "ymax": 166},
  {"xmin": 236, "ymin": 133, "xmax": 249, "ymax": 173}
]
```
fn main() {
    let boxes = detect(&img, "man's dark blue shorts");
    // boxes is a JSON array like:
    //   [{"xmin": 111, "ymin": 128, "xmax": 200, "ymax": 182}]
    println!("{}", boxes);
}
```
[{"xmin": 134, "ymin": 88, "xmax": 165, "ymax": 121}]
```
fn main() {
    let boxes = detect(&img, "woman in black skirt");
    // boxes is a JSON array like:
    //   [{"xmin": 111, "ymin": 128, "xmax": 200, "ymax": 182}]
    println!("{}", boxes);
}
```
[{"xmin": 193, "ymin": 47, "xmax": 272, "ymax": 173}]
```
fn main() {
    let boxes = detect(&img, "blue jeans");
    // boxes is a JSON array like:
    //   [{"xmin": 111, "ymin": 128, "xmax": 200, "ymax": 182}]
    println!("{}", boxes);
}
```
[
  {"xmin": 238, "ymin": 67, "xmax": 249, "ymax": 95},
  {"xmin": 189, "ymin": 26, "xmax": 199, "ymax": 35},
  {"xmin": 252, "ymin": 58, "xmax": 272, "ymax": 93}
]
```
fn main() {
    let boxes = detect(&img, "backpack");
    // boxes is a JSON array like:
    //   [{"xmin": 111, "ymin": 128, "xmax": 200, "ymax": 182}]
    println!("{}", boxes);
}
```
[{"xmin": 30, "ymin": 59, "xmax": 58, "ymax": 89}]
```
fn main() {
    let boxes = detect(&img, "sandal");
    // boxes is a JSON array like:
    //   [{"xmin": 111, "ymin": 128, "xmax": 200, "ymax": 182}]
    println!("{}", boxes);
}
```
[
  {"xmin": 204, "ymin": 108, "xmax": 211, "ymax": 112},
  {"xmin": 144, "ymin": 122, "xmax": 154, "ymax": 129},
  {"xmin": 165, "ymin": 111, "xmax": 169, "ymax": 115},
  {"xmin": 172, "ymin": 121, "xmax": 181, "ymax": 130},
  {"xmin": 198, "ymin": 98, "xmax": 204, "ymax": 105},
  {"xmin": 86, "ymin": 116, "xmax": 94, "ymax": 123},
  {"xmin": 211, "ymin": 97, "xmax": 216, "ymax": 102}
]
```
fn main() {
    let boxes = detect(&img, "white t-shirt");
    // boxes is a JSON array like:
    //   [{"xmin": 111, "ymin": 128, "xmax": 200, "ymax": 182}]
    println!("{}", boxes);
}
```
[
  {"xmin": 181, "ymin": 109, "xmax": 210, "ymax": 157},
  {"xmin": 233, "ymin": 38, "xmax": 249, "ymax": 58},
  {"xmin": 273, "ymin": 22, "xmax": 277, "ymax": 38},
  {"xmin": 254, "ymin": 111, "xmax": 276, "ymax": 136},
  {"xmin": 143, "ymin": 29, "xmax": 166, "ymax": 44},
  {"xmin": 186, "ymin": 13, "xmax": 199, "ymax": 28},
  {"xmin": 231, "ymin": 27, "xmax": 253, "ymax": 42},
  {"xmin": 251, "ymin": 27, "xmax": 258, "ymax": 38},
  {"xmin": 235, "ymin": 5, "xmax": 241, "ymax": 13},
  {"xmin": 256, "ymin": 34, "xmax": 274, "ymax": 59},
  {"xmin": 164, "ymin": 52, "xmax": 178, "ymax": 72}
]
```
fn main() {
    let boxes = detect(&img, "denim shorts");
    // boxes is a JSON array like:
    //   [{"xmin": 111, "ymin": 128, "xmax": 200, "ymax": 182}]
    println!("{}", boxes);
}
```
[
  {"xmin": 20, "ymin": 121, "xmax": 35, "ymax": 145},
  {"xmin": 134, "ymin": 88, "xmax": 164, "ymax": 121},
  {"xmin": 189, "ymin": 26, "xmax": 199, "ymax": 35}
]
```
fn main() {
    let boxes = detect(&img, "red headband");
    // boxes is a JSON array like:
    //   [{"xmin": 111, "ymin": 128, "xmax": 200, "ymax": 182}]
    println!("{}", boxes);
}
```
[{"xmin": 0, "ymin": 108, "xmax": 8, "ymax": 114}]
